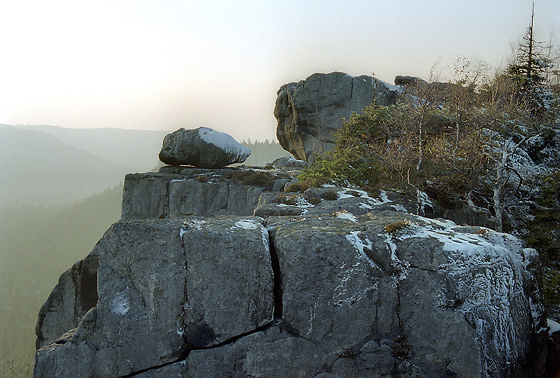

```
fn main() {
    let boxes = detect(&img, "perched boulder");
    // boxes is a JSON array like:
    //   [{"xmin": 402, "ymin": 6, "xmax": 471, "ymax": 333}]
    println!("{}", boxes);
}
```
[
  {"xmin": 274, "ymin": 72, "xmax": 402, "ymax": 162},
  {"xmin": 159, "ymin": 127, "xmax": 251, "ymax": 168}
]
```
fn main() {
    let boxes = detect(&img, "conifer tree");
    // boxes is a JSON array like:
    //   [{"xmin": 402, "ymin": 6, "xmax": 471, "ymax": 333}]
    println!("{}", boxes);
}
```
[{"xmin": 507, "ymin": 2, "xmax": 550, "ymax": 88}]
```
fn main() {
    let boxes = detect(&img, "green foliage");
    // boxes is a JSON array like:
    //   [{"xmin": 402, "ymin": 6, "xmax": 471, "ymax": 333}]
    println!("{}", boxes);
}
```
[
  {"xmin": 522, "ymin": 171, "xmax": 560, "ymax": 263},
  {"xmin": 299, "ymin": 102, "xmax": 489, "ymax": 198},
  {"xmin": 543, "ymin": 268, "xmax": 560, "ymax": 307}
]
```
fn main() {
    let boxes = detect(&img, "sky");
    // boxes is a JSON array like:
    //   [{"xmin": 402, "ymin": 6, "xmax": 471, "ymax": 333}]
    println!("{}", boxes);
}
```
[{"xmin": 1, "ymin": 0, "xmax": 559, "ymax": 141}]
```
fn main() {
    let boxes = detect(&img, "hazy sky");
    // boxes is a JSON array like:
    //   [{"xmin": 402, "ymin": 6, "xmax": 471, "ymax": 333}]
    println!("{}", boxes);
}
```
[{"xmin": 1, "ymin": 0, "xmax": 559, "ymax": 141}]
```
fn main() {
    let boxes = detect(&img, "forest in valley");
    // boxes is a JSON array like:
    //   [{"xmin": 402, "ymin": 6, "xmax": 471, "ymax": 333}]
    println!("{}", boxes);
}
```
[{"xmin": 0, "ymin": 186, "xmax": 123, "ymax": 377}]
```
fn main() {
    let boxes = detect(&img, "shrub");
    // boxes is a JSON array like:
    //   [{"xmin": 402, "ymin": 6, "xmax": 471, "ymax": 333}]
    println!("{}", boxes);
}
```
[
  {"xmin": 321, "ymin": 190, "xmax": 338, "ymax": 201},
  {"xmin": 275, "ymin": 193, "xmax": 297, "ymax": 205},
  {"xmin": 384, "ymin": 219, "xmax": 414, "ymax": 235},
  {"xmin": 224, "ymin": 170, "xmax": 277, "ymax": 189}
]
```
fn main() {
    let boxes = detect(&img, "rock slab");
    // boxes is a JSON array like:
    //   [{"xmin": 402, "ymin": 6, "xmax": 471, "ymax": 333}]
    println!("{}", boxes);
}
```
[{"xmin": 159, "ymin": 127, "xmax": 251, "ymax": 168}]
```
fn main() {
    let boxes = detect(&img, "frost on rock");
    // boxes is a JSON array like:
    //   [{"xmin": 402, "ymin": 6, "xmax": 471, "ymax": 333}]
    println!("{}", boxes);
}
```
[
  {"xmin": 416, "ymin": 189, "xmax": 433, "ymax": 215},
  {"xmin": 548, "ymin": 318, "xmax": 560, "ymax": 336},
  {"xmin": 198, "ymin": 127, "xmax": 251, "ymax": 161},
  {"xmin": 110, "ymin": 290, "xmax": 130, "ymax": 316},
  {"xmin": 337, "ymin": 187, "xmax": 407, "ymax": 212},
  {"xmin": 385, "ymin": 215, "xmax": 537, "ymax": 375},
  {"xmin": 232, "ymin": 218, "xmax": 269, "ymax": 252},
  {"xmin": 233, "ymin": 219, "xmax": 259, "ymax": 230},
  {"xmin": 345, "ymin": 231, "xmax": 376, "ymax": 270},
  {"xmin": 334, "ymin": 210, "xmax": 358, "ymax": 222}
]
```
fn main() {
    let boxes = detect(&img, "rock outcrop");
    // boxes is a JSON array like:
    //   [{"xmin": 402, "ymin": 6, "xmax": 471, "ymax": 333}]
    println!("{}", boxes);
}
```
[
  {"xmin": 34, "ymin": 167, "xmax": 547, "ymax": 378},
  {"xmin": 159, "ymin": 127, "xmax": 251, "ymax": 168},
  {"xmin": 274, "ymin": 72, "xmax": 402, "ymax": 162},
  {"xmin": 121, "ymin": 167, "xmax": 292, "ymax": 219}
]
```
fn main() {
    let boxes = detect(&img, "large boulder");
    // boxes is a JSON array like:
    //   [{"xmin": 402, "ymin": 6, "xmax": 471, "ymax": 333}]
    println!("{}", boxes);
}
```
[
  {"xmin": 274, "ymin": 72, "xmax": 402, "ymax": 162},
  {"xmin": 159, "ymin": 127, "xmax": 251, "ymax": 168}
]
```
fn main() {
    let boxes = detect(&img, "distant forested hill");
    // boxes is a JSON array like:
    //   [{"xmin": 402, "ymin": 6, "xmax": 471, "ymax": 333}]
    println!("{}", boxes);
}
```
[
  {"xmin": 1, "ymin": 125, "xmax": 291, "ymax": 206},
  {"xmin": 0, "ymin": 185, "xmax": 123, "ymax": 377},
  {"xmin": 20, "ymin": 125, "xmax": 168, "ymax": 174},
  {"xmin": 241, "ymin": 139, "xmax": 291, "ymax": 166},
  {"xmin": 0, "ymin": 124, "xmax": 173, "ymax": 206},
  {"xmin": 0, "ymin": 125, "xmax": 127, "ymax": 185}
]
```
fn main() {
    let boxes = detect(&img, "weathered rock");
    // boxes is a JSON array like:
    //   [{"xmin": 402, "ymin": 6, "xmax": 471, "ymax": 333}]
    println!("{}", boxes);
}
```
[
  {"xmin": 274, "ymin": 72, "xmax": 402, "ymax": 162},
  {"xmin": 34, "ymin": 169, "xmax": 547, "ymax": 378},
  {"xmin": 159, "ymin": 127, "xmax": 251, "ymax": 168},
  {"xmin": 34, "ymin": 217, "xmax": 274, "ymax": 377},
  {"xmin": 35, "ymin": 249, "xmax": 99, "ymax": 349},
  {"xmin": 186, "ymin": 326, "xmax": 330, "ymax": 377},
  {"xmin": 35, "ymin": 220, "xmax": 187, "ymax": 377},
  {"xmin": 394, "ymin": 75, "xmax": 428, "ymax": 86},
  {"xmin": 253, "ymin": 187, "xmax": 412, "ymax": 218},
  {"xmin": 122, "ymin": 168, "xmax": 289, "ymax": 219},
  {"xmin": 266, "ymin": 212, "xmax": 545, "ymax": 377},
  {"xmin": 180, "ymin": 217, "xmax": 274, "ymax": 348},
  {"xmin": 272, "ymin": 156, "xmax": 309, "ymax": 168}
]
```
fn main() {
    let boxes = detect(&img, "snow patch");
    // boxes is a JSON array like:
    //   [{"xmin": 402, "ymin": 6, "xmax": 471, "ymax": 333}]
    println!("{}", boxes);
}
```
[
  {"xmin": 548, "ymin": 319, "xmax": 560, "ymax": 336},
  {"xmin": 335, "ymin": 210, "xmax": 357, "ymax": 222},
  {"xmin": 110, "ymin": 291, "xmax": 130, "ymax": 316},
  {"xmin": 198, "ymin": 127, "xmax": 251, "ymax": 159},
  {"xmin": 234, "ymin": 219, "xmax": 259, "ymax": 230}
]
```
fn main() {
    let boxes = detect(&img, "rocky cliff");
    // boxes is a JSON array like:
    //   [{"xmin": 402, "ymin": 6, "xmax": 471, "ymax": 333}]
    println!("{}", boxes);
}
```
[{"xmin": 33, "ymin": 166, "xmax": 548, "ymax": 378}]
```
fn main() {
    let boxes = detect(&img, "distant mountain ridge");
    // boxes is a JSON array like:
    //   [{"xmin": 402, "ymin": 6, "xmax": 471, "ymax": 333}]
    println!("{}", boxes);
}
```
[
  {"xmin": 0, "ymin": 124, "xmax": 170, "ymax": 206},
  {"xmin": 18, "ymin": 125, "xmax": 169, "ymax": 173},
  {"xmin": 0, "ymin": 124, "xmax": 291, "ymax": 206}
]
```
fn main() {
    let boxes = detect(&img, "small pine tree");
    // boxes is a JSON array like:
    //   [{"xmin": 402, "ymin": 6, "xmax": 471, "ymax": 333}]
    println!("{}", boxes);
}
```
[{"xmin": 507, "ymin": 2, "xmax": 550, "ymax": 88}]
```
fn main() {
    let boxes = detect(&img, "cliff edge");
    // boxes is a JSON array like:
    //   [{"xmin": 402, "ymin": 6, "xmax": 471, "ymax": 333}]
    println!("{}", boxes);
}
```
[{"xmin": 33, "ymin": 166, "xmax": 547, "ymax": 378}]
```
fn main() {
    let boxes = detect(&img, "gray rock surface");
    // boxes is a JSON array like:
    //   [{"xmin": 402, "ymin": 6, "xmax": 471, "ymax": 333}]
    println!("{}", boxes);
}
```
[
  {"xmin": 274, "ymin": 72, "xmax": 402, "ymax": 162},
  {"xmin": 34, "ymin": 169, "xmax": 547, "ymax": 378},
  {"xmin": 159, "ymin": 127, "xmax": 251, "ymax": 168},
  {"xmin": 272, "ymin": 156, "xmax": 309, "ymax": 168},
  {"xmin": 34, "ymin": 217, "xmax": 274, "ymax": 377},
  {"xmin": 35, "ymin": 248, "xmax": 99, "ymax": 349},
  {"xmin": 122, "ymin": 167, "xmax": 290, "ymax": 219}
]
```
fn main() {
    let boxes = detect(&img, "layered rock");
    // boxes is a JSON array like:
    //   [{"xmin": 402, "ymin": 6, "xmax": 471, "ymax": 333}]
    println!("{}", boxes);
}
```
[
  {"xmin": 274, "ymin": 72, "xmax": 402, "ymax": 162},
  {"xmin": 159, "ymin": 127, "xmax": 251, "ymax": 168},
  {"xmin": 34, "ymin": 169, "xmax": 547, "ymax": 378},
  {"xmin": 122, "ymin": 167, "xmax": 291, "ymax": 219}
]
